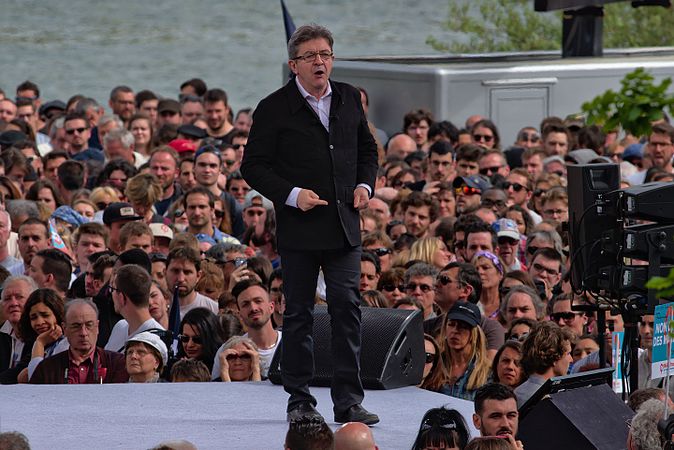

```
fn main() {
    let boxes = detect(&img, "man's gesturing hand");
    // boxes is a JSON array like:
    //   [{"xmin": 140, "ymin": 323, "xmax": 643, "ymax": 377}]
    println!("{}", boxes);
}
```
[
  {"xmin": 298, "ymin": 189, "xmax": 328, "ymax": 211},
  {"xmin": 354, "ymin": 186, "xmax": 369, "ymax": 210}
]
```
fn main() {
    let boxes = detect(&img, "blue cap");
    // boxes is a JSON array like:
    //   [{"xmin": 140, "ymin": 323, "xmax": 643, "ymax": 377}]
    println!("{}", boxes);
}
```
[
  {"xmin": 452, "ymin": 174, "xmax": 491, "ymax": 193},
  {"xmin": 622, "ymin": 143, "xmax": 644, "ymax": 162}
]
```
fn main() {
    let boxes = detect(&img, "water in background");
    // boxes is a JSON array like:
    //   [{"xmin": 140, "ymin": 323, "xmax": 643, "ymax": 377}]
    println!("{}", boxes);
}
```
[{"xmin": 0, "ymin": 0, "xmax": 459, "ymax": 112}]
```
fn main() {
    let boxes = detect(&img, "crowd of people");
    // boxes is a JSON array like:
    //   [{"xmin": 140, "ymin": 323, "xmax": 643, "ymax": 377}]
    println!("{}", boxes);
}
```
[{"xmin": 0, "ymin": 72, "xmax": 672, "ymax": 450}]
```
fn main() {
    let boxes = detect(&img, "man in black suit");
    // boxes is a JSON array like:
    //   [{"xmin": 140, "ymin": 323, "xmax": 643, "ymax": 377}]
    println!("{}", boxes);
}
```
[{"xmin": 241, "ymin": 24, "xmax": 379, "ymax": 425}]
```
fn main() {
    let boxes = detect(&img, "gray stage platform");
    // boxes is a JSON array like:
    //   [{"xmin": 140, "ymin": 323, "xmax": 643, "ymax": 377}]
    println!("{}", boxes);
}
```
[{"xmin": 0, "ymin": 381, "xmax": 476, "ymax": 450}]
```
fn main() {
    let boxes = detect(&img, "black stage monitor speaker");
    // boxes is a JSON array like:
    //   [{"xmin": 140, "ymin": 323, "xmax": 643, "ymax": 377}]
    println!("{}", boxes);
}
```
[
  {"xmin": 268, "ymin": 305, "xmax": 424, "ymax": 390},
  {"xmin": 519, "ymin": 383, "xmax": 634, "ymax": 450},
  {"xmin": 567, "ymin": 163, "xmax": 620, "ymax": 292}
]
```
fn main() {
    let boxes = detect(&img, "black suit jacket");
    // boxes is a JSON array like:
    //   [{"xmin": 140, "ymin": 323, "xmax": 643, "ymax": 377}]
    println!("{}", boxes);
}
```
[
  {"xmin": 0, "ymin": 333, "xmax": 32, "ymax": 384},
  {"xmin": 241, "ymin": 79, "xmax": 378, "ymax": 250}
]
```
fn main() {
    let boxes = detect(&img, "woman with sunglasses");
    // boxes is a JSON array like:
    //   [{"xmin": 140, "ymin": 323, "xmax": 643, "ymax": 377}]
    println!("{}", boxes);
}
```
[
  {"xmin": 376, "ymin": 268, "xmax": 406, "ymax": 307},
  {"xmin": 419, "ymin": 334, "xmax": 442, "ymax": 389},
  {"xmin": 471, "ymin": 119, "xmax": 500, "ymax": 150},
  {"xmin": 215, "ymin": 336, "xmax": 261, "ymax": 382},
  {"xmin": 472, "ymin": 251, "xmax": 505, "ymax": 320},
  {"xmin": 96, "ymin": 160, "xmax": 138, "ymax": 199},
  {"xmin": 177, "ymin": 307, "xmax": 224, "ymax": 375}
]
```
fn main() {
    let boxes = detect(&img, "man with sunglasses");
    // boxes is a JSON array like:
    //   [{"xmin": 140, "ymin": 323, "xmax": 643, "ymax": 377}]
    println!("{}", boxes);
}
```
[
  {"xmin": 514, "ymin": 127, "xmax": 540, "ymax": 149},
  {"xmin": 549, "ymin": 295, "xmax": 588, "ymax": 339},
  {"xmin": 241, "ymin": 24, "xmax": 379, "ymax": 425},
  {"xmin": 453, "ymin": 174, "xmax": 491, "ymax": 216},
  {"xmin": 63, "ymin": 112, "xmax": 100, "ymax": 160},
  {"xmin": 403, "ymin": 263, "xmax": 438, "ymax": 320},
  {"xmin": 504, "ymin": 168, "xmax": 542, "ymax": 225},
  {"xmin": 362, "ymin": 231, "xmax": 393, "ymax": 272},
  {"xmin": 478, "ymin": 149, "xmax": 509, "ymax": 179}
]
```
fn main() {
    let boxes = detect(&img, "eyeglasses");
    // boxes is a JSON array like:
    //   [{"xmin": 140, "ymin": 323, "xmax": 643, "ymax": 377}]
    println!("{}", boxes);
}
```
[
  {"xmin": 293, "ymin": 51, "xmax": 334, "ymax": 63},
  {"xmin": 406, "ymin": 283, "xmax": 433, "ymax": 293},
  {"xmin": 518, "ymin": 132, "xmax": 540, "ymax": 143},
  {"xmin": 472, "ymin": 134, "xmax": 494, "ymax": 143},
  {"xmin": 425, "ymin": 352, "xmax": 437, "ymax": 364},
  {"xmin": 532, "ymin": 262, "xmax": 559, "ymax": 276},
  {"xmin": 437, "ymin": 274, "xmax": 457, "ymax": 286},
  {"xmin": 454, "ymin": 186, "xmax": 481, "ymax": 196},
  {"xmin": 381, "ymin": 284, "xmax": 405, "ymax": 292},
  {"xmin": 232, "ymin": 144, "xmax": 246, "ymax": 151},
  {"xmin": 371, "ymin": 247, "xmax": 392, "ymax": 257},
  {"xmin": 224, "ymin": 159, "xmax": 237, "ymax": 167},
  {"xmin": 551, "ymin": 311, "xmax": 580, "ymax": 322},
  {"xmin": 178, "ymin": 334, "xmax": 202, "ymax": 345},
  {"xmin": 214, "ymin": 210, "xmax": 225, "ymax": 219},
  {"xmin": 499, "ymin": 286, "xmax": 511, "ymax": 297},
  {"xmin": 454, "ymin": 241, "xmax": 465, "ymax": 250},
  {"xmin": 533, "ymin": 189, "xmax": 545, "ymax": 197},
  {"xmin": 174, "ymin": 209, "xmax": 185, "ymax": 218},
  {"xmin": 226, "ymin": 353, "xmax": 252, "ymax": 361},
  {"xmin": 543, "ymin": 208, "xmax": 566, "ymax": 217},
  {"xmin": 270, "ymin": 286, "xmax": 283, "ymax": 295},
  {"xmin": 96, "ymin": 202, "xmax": 110, "ymax": 211},
  {"xmin": 481, "ymin": 199, "xmax": 506, "ymax": 208},
  {"xmin": 503, "ymin": 182, "xmax": 527, "ymax": 192},
  {"xmin": 245, "ymin": 209, "xmax": 264, "ymax": 216},
  {"xmin": 498, "ymin": 237, "xmax": 518, "ymax": 246},
  {"xmin": 65, "ymin": 127, "xmax": 88, "ymax": 135},
  {"xmin": 479, "ymin": 166, "xmax": 502, "ymax": 176}
]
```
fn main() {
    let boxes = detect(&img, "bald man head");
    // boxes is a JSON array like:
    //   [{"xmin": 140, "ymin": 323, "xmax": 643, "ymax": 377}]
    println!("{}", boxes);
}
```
[
  {"xmin": 334, "ymin": 422, "xmax": 379, "ymax": 450},
  {"xmin": 387, "ymin": 134, "xmax": 417, "ymax": 159}
]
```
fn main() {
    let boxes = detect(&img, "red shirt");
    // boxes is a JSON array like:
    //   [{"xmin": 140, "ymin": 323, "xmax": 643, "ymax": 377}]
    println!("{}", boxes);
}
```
[{"xmin": 66, "ymin": 349, "xmax": 107, "ymax": 384}]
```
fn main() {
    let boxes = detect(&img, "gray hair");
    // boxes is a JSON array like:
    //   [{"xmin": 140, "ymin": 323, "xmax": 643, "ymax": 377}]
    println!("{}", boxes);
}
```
[
  {"xmin": 403, "ymin": 262, "xmax": 439, "ymax": 284},
  {"xmin": 287, "ymin": 24, "xmax": 334, "ymax": 59},
  {"xmin": 222, "ymin": 335, "xmax": 258, "ymax": 352},
  {"xmin": 526, "ymin": 230, "xmax": 564, "ymax": 261},
  {"xmin": 98, "ymin": 114, "xmax": 123, "ymax": 130},
  {"xmin": 1, "ymin": 276, "xmax": 38, "ymax": 301},
  {"xmin": 500, "ymin": 285, "xmax": 545, "ymax": 320},
  {"xmin": 104, "ymin": 127, "xmax": 134, "ymax": 149},
  {"xmin": 6, "ymin": 199, "xmax": 40, "ymax": 222},
  {"xmin": 64, "ymin": 298, "xmax": 99, "ymax": 319},
  {"xmin": 630, "ymin": 398, "xmax": 666, "ymax": 450},
  {"xmin": 74, "ymin": 97, "xmax": 100, "ymax": 115}
]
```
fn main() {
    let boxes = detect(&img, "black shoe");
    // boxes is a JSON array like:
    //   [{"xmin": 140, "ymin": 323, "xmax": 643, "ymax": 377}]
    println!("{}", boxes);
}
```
[
  {"xmin": 287, "ymin": 402, "xmax": 324, "ymax": 422},
  {"xmin": 334, "ymin": 404, "xmax": 380, "ymax": 425}
]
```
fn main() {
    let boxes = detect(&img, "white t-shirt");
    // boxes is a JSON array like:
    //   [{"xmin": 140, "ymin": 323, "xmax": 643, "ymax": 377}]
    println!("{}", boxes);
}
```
[
  {"xmin": 104, "ymin": 317, "xmax": 165, "ymax": 353},
  {"xmin": 210, "ymin": 330, "xmax": 282, "ymax": 381},
  {"xmin": 179, "ymin": 293, "xmax": 218, "ymax": 319}
]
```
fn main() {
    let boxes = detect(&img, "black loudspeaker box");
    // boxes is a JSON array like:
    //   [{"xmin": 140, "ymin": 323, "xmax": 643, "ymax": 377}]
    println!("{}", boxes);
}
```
[
  {"xmin": 518, "ymin": 383, "xmax": 634, "ymax": 450},
  {"xmin": 268, "ymin": 305, "xmax": 424, "ymax": 390}
]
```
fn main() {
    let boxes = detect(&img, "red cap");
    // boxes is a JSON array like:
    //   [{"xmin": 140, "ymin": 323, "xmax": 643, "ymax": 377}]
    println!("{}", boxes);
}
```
[{"xmin": 168, "ymin": 139, "xmax": 197, "ymax": 153}]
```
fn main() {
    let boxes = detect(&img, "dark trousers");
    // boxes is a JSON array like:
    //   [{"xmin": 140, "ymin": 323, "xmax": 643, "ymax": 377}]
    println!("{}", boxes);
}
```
[{"xmin": 280, "ymin": 245, "xmax": 364, "ymax": 413}]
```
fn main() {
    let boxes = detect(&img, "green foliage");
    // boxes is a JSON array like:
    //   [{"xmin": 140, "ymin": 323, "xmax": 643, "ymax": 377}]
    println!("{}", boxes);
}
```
[
  {"xmin": 581, "ymin": 68, "xmax": 674, "ymax": 137},
  {"xmin": 646, "ymin": 267, "xmax": 674, "ymax": 299},
  {"xmin": 428, "ymin": 1, "xmax": 674, "ymax": 53}
]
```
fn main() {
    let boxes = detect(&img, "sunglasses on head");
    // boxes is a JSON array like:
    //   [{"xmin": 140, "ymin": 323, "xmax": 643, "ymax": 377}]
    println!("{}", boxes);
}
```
[
  {"xmin": 518, "ymin": 132, "xmax": 540, "ymax": 143},
  {"xmin": 504, "ymin": 181, "xmax": 526, "ymax": 192},
  {"xmin": 509, "ymin": 332, "xmax": 529, "ymax": 342},
  {"xmin": 178, "ymin": 334, "xmax": 202, "ymax": 345},
  {"xmin": 454, "ymin": 185, "xmax": 481, "ymax": 196}
]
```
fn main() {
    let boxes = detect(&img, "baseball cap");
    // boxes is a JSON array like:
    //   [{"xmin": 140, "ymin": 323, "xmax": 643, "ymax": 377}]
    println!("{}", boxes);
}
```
[
  {"xmin": 118, "ymin": 249, "xmax": 152, "ymax": 274},
  {"xmin": 452, "ymin": 174, "xmax": 492, "ymax": 193},
  {"xmin": 157, "ymin": 98, "xmax": 180, "ymax": 114},
  {"xmin": 39, "ymin": 100, "xmax": 66, "ymax": 117},
  {"xmin": 195, "ymin": 233, "xmax": 217, "ymax": 246},
  {"xmin": 102, "ymin": 202, "xmax": 142, "ymax": 226},
  {"xmin": 168, "ymin": 139, "xmax": 197, "ymax": 154},
  {"xmin": 0, "ymin": 130, "xmax": 28, "ymax": 149},
  {"xmin": 149, "ymin": 223, "xmax": 173, "ymax": 240},
  {"xmin": 622, "ymin": 143, "xmax": 644, "ymax": 163},
  {"xmin": 126, "ymin": 331, "xmax": 168, "ymax": 368},
  {"xmin": 177, "ymin": 124, "xmax": 208, "ymax": 140},
  {"xmin": 243, "ymin": 190, "xmax": 273, "ymax": 210},
  {"xmin": 493, "ymin": 218, "xmax": 520, "ymax": 241},
  {"xmin": 446, "ymin": 302, "xmax": 481, "ymax": 328}
]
